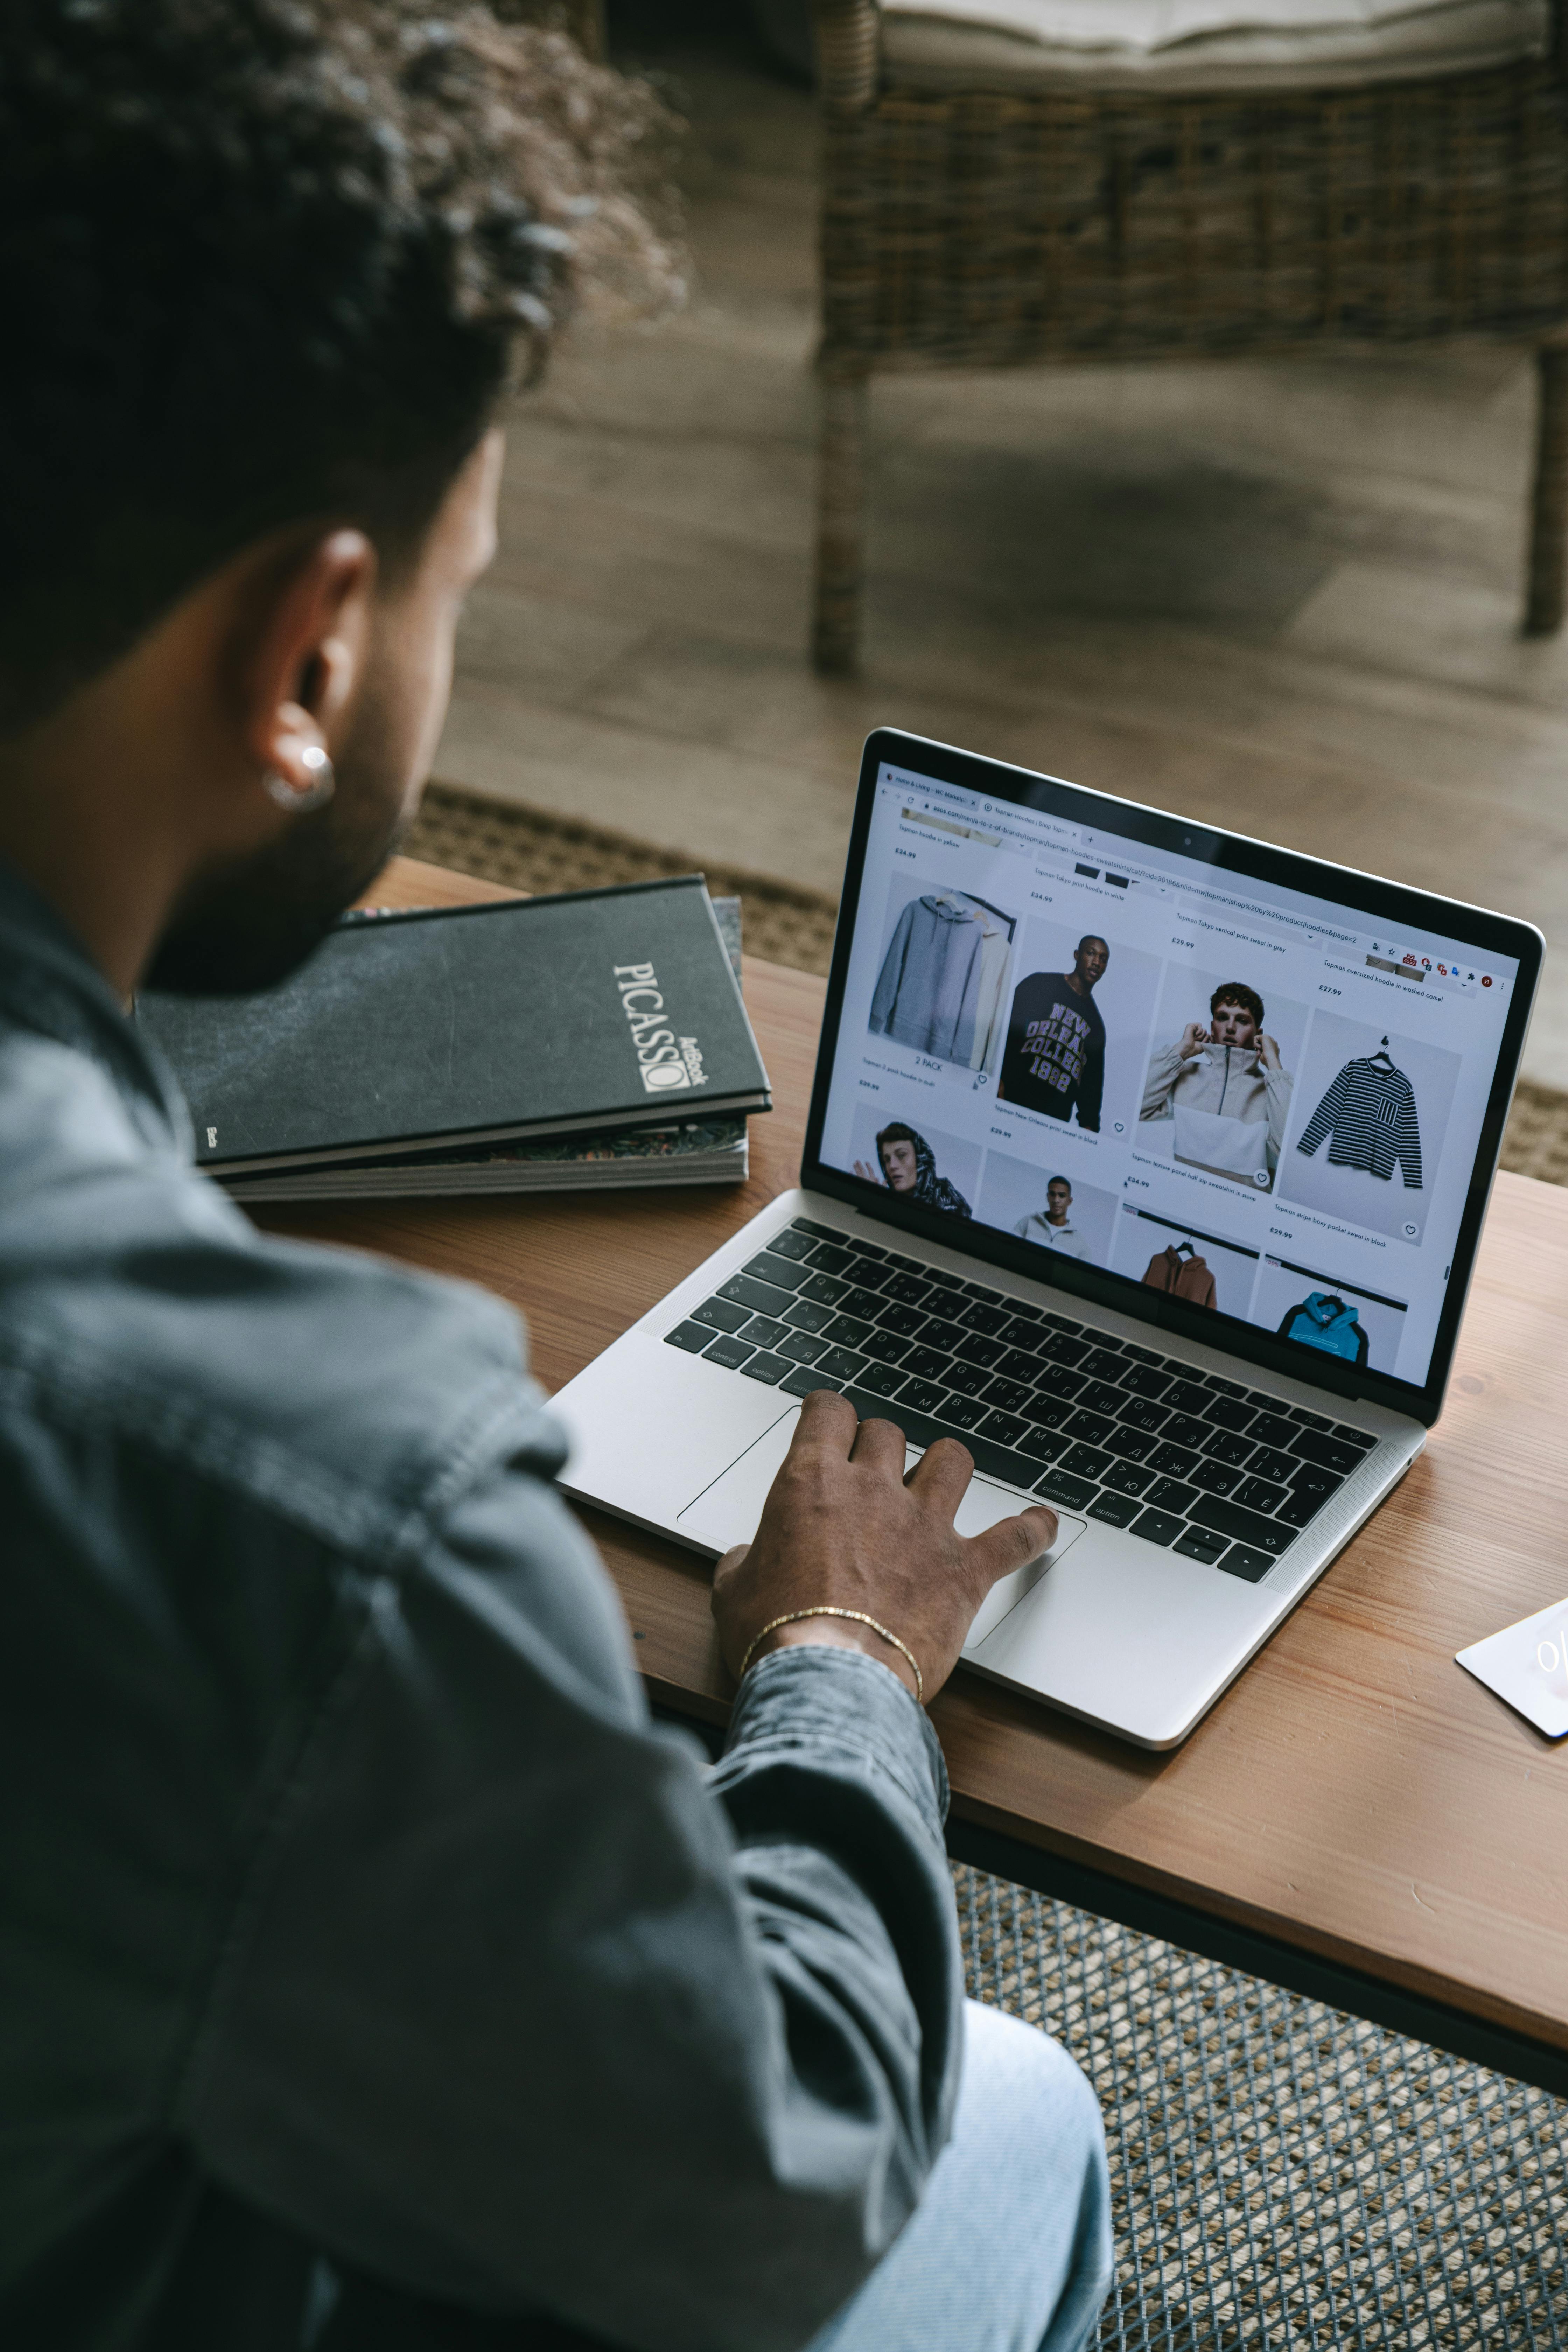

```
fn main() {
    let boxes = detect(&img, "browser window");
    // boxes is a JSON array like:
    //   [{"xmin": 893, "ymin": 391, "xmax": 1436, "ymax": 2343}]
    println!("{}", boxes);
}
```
[{"xmin": 818, "ymin": 758, "xmax": 1522, "ymax": 1390}]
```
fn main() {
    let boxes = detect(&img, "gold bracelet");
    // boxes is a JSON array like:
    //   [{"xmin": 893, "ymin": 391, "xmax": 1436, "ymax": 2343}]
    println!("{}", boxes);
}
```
[{"xmin": 737, "ymin": 1606, "xmax": 924, "ymax": 1705}]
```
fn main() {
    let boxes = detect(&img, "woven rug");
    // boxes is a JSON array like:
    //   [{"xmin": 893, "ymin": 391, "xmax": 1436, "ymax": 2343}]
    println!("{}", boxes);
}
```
[
  {"xmin": 407, "ymin": 784, "xmax": 1568, "ymax": 1186},
  {"xmin": 956, "ymin": 1866, "xmax": 1568, "ymax": 2349}
]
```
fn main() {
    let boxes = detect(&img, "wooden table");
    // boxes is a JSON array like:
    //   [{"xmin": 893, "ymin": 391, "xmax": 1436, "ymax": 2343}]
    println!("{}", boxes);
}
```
[{"xmin": 261, "ymin": 857, "xmax": 1568, "ymax": 2098}]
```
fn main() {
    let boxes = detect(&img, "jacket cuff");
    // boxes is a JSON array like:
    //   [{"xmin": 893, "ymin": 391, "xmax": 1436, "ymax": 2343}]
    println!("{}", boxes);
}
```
[{"xmin": 715, "ymin": 1644, "xmax": 950, "ymax": 1836}]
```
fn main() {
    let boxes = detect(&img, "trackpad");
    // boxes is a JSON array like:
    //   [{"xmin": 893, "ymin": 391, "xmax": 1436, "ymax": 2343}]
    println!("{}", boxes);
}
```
[{"xmin": 676, "ymin": 1410, "xmax": 1085, "ymax": 1648}]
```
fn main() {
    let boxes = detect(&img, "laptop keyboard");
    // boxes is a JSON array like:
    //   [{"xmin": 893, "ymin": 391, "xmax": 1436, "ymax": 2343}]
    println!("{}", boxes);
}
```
[{"xmin": 663, "ymin": 1216, "xmax": 1378, "ymax": 1586}]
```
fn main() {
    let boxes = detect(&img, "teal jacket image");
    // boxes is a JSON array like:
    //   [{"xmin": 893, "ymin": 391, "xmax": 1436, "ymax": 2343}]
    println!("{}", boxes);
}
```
[{"xmin": 1277, "ymin": 1292, "xmax": 1369, "ymax": 1368}]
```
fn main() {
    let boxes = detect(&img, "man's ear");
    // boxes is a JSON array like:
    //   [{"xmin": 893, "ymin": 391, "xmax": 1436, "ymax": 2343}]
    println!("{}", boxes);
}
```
[{"xmin": 238, "ymin": 531, "xmax": 376, "ymax": 798}]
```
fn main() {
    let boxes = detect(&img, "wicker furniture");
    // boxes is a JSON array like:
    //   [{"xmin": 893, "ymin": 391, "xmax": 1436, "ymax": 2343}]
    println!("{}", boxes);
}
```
[{"xmin": 810, "ymin": 0, "xmax": 1568, "ymax": 672}]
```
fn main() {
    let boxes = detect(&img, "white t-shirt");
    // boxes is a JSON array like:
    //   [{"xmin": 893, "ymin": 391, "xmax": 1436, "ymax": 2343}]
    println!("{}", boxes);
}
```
[{"xmin": 1012, "ymin": 1211, "xmax": 1086, "ymax": 1259}]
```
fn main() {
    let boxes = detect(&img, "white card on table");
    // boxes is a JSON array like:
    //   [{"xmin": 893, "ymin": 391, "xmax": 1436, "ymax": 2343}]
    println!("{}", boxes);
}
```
[{"xmin": 1456, "ymin": 1597, "xmax": 1568, "ymax": 1738}]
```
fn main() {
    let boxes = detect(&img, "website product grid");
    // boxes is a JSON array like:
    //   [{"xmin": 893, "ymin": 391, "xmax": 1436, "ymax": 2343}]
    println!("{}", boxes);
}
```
[{"xmin": 819, "ymin": 764, "xmax": 1521, "ymax": 1391}]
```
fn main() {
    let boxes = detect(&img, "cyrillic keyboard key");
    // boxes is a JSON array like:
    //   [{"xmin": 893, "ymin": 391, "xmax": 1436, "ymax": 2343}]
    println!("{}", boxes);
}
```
[
  {"xmin": 1149, "ymin": 1442, "xmax": 1200, "ymax": 1479},
  {"xmin": 840, "ymin": 1286, "xmax": 886, "ymax": 1321},
  {"xmin": 877, "ymin": 1303, "xmax": 927, "ymax": 1337},
  {"xmin": 1018, "ymin": 1425, "xmax": 1071, "ymax": 1462},
  {"xmin": 1062, "ymin": 1443, "xmax": 1114, "ymax": 1482},
  {"xmin": 883, "ymin": 1272, "xmax": 934, "ymax": 1307},
  {"xmin": 817, "ymin": 1347, "xmax": 868, "ymax": 1383},
  {"xmin": 780, "ymin": 1332, "xmax": 828, "ymax": 1366},
  {"xmin": 694, "ymin": 1297, "xmax": 750, "ymax": 1334},
  {"xmin": 982, "ymin": 1377, "xmax": 1032, "ymax": 1413},
  {"xmin": 738, "ymin": 1315, "xmax": 789, "ymax": 1348},
  {"xmin": 807, "ymin": 1244, "xmax": 857, "ymax": 1277},
  {"xmin": 979, "ymin": 1410, "xmax": 1030, "ymax": 1449},
  {"xmin": 855, "ymin": 1363, "xmax": 908, "ymax": 1399},
  {"xmin": 1122, "ymin": 1366, "xmax": 1172, "ymax": 1400},
  {"xmin": 1035, "ymin": 1469, "xmax": 1097, "ymax": 1510},
  {"xmin": 944, "ymin": 1362, "xmax": 994, "ymax": 1398},
  {"xmin": 956, "ymin": 1334, "xmax": 1005, "ymax": 1369},
  {"xmin": 741, "ymin": 1351, "xmax": 793, "ymax": 1385},
  {"xmin": 703, "ymin": 1335, "xmax": 754, "ymax": 1370},
  {"xmin": 783, "ymin": 1298, "xmax": 836, "ymax": 1336},
  {"xmin": 999, "ymin": 1320, "xmax": 1043, "ymax": 1352},
  {"xmin": 744, "ymin": 1251, "xmax": 810, "ymax": 1292},
  {"xmin": 1102, "ymin": 1461, "xmax": 1155, "ymax": 1497},
  {"xmin": 920, "ymin": 1318, "xmax": 966, "ymax": 1352},
  {"xmin": 1105, "ymin": 1425, "xmax": 1158, "ymax": 1465},
  {"xmin": 1089, "ymin": 1490, "xmax": 1142, "ymax": 1528},
  {"xmin": 1202, "ymin": 1397, "xmax": 1256, "ymax": 1432},
  {"xmin": 1174, "ymin": 1528, "xmax": 1230, "ymax": 1565},
  {"xmin": 720, "ymin": 1273, "xmax": 794, "ymax": 1316},
  {"xmin": 1117, "ymin": 1394, "xmax": 1169, "ymax": 1434},
  {"xmin": 862, "ymin": 1330, "xmax": 913, "ymax": 1367},
  {"xmin": 1248, "ymin": 1446, "xmax": 1297, "ymax": 1484},
  {"xmin": 766, "ymin": 1230, "xmax": 816, "ymax": 1260},
  {"xmin": 1217, "ymin": 1544, "xmax": 1276, "ymax": 1582},
  {"xmin": 995, "ymin": 1349, "xmax": 1041, "ymax": 1383},
  {"xmin": 1080, "ymin": 1380, "xmax": 1125, "ymax": 1416},
  {"xmin": 902, "ymin": 1346, "xmax": 950, "ymax": 1384},
  {"xmin": 1147, "ymin": 1478, "xmax": 1200, "ymax": 1516},
  {"xmin": 940, "ymin": 1396, "xmax": 989, "ymax": 1432},
  {"xmin": 798, "ymin": 1271, "xmax": 850, "ymax": 1307},
  {"xmin": 1292, "ymin": 1429, "xmax": 1366, "ymax": 1476},
  {"xmin": 1130, "ymin": 1508, "xmax": 1184, "ymax": 1547},
  {"xmin": 1163, "ymin": 1380, "xmax": 1210, "ymax": 1417},
  {"xmin": 1202, "ymin": 1429, "xmax": 1256, "ymax": 1468},
  {"xmin": 1235, "ymin": 1475, "xmax": 1289, "ymax": 1514},
  {"xmin": 1023, "ymin": 1394, "xmax": 1073, "ymax": 1430},
  {"xmin": 1040, "ymin": 1332, "xmax": 1090, "ymax": 1366},
  {"xmin": 665, "ymin": 1321, "xmax": 710, "ymax": 1353},
  {"xmin": 1189, "ymin": 1497, "xmax": 1295, "ymax": 1554},
  {"xmin": 1082, "ymin": 1348, "xmax": 1125, "ymax": 1381},
  {"xmin": 1191, "ymin": 1460, "xmax": 1243, "ymax": 1496},
  {"xmin": 900, "ymin": 1380, "xmax": 948, "ymax": 1415},
  {"xmin": 1161, "ymin": 1414, "xmax": 1210, "ymax": 1448},
  {"xmin": 824, "ymin": 1314, "xmax": 874, "ymax": 1348},
  {"xmin": 1064, "ymin": 1409, "xmax": 1115, "ymax": 1446}
]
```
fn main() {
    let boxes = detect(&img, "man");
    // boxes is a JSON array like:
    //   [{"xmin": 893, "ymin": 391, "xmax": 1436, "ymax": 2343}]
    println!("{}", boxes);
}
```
[
  {"xmin": 0, "ymin": 8, "xmax": 1110, "ymax": 2350},
  {"xmin": 1013, "ymin": 1175, "xmax": 1086, "ymax": 1258},
  {"xmin": 997, "ymin": 937, "xmax": 1109, "ymax": 1130},
  {"xmin": 1140, "ymin": 981, "xmax": 1293, "ymax": 1188},
  {"xmin": 852, "ymin": 1120, "xmax": 973, "ymax": 1217}
]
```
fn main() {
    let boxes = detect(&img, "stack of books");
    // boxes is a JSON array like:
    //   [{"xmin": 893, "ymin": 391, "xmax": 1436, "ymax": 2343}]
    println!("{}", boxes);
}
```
[{"xmin": 135, "ymin": 877, "xmax": 771, "ymax": 1202}]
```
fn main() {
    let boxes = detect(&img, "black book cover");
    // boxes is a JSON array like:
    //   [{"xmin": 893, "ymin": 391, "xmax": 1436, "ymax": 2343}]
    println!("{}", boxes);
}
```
[{"xmin": 135, "ymin": 876, "xmax": 770, "ymax": 1174}]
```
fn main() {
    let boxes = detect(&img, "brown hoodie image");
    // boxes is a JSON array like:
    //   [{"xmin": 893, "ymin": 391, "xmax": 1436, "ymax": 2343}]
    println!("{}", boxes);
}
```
[{"xmin": 1141, "ymin": 1245, "xmax": 1217, "ymax": 1308}]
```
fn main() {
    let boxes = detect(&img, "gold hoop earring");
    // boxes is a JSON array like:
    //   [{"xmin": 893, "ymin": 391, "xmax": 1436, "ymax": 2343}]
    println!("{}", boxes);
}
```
[{"xmin": 263, "ymin": 745, "xmax": 336, "ymax": 814}]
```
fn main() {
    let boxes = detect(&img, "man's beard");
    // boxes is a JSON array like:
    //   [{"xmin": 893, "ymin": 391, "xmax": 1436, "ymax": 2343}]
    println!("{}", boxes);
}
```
[{"xmin": 144, "ymin": 738, "xmax": 412, "ymax": 997}]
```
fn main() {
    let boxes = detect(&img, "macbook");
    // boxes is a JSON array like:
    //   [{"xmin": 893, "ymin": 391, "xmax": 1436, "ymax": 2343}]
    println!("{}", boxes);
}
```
[{"xmin": 551, "ymin": 731, "xmax": 1541, "ymax": 1747}]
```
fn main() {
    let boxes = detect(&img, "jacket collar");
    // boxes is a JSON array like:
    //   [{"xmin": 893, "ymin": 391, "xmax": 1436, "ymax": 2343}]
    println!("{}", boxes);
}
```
[{"xmin": 0, "ymin": 858, "xmax": 190, "ymax": 1154}]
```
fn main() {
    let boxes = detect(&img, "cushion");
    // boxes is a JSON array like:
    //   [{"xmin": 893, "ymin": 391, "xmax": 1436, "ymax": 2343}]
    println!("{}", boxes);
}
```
[{"xmin": 880, "ymin": 0, "xmax": 1550, "ymax": 91}]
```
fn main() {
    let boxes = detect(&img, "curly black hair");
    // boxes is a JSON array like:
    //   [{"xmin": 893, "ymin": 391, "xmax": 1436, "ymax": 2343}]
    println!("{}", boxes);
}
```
[{"xmin": 0, "ymin": 1, "xmax": 680, "ymax": 733}]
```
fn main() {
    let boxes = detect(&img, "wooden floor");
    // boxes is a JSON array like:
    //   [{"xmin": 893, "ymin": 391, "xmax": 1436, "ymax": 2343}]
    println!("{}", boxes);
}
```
[{"xmin": 436, "ymin": 11, "xmax": 1568, "ymax": 1085}]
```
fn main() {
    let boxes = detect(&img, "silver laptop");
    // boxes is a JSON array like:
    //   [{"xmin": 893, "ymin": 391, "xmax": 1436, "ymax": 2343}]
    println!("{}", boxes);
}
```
[{"xmin": 552, "ymin": 730, "xmax": 1541, "ymax": 1748}]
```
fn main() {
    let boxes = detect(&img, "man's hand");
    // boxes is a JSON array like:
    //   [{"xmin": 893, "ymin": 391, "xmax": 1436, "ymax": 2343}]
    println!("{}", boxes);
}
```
[
  {"xmin": 712, "ymin": 1391, "xmax": 1058, "ymax": 1704},
  {"xmin": 1177, "ymin": 1021, "xmax": 1209, "ymax": 1060},
  {"xmin": 1258, "ymin": 1031, "xmax": 1282, "ymax": 1071}
]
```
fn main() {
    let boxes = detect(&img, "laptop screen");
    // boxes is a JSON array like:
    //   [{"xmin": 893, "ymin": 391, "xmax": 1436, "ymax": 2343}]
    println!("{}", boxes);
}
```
[{"xmin": 809, "ymin": 735, "xmax": 1537, "ymax": 1410}]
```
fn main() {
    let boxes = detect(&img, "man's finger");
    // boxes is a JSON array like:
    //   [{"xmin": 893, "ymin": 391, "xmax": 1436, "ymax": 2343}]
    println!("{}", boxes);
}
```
[
  {"xmin": 904, "ymin": 1435, "xmax": 974, "ymax": 1513},
  {"xmin": 964, "ymin": 1504, "xmax": 1058, "ymax": 1590},
  {"xmin": 848, "ymin": 1413, "xmax": 908, "ymax": 1475},
  {"xmin": 785, "ymin": 1387, "xmax": 860, "ymax": 1456}
]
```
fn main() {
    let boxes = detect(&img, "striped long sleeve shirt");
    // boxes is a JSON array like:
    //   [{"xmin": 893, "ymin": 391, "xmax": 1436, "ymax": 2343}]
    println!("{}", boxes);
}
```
[{"xmin": 1296, "ymin": 1056, "xmax": 1423, "ymax": 1188}]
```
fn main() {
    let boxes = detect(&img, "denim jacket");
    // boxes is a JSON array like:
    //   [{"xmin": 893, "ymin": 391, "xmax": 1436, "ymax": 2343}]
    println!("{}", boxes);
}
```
[{"xmin": 0, "ymin": 863, "xmax": 961, "ymax": 2352}]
